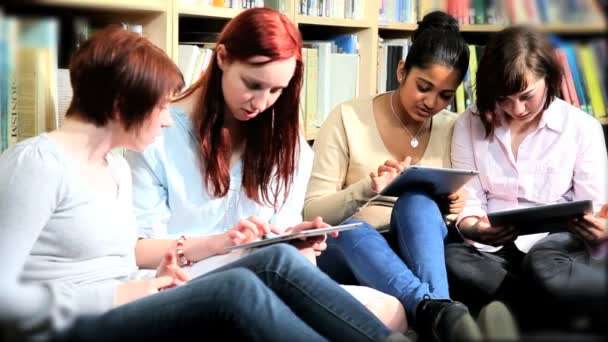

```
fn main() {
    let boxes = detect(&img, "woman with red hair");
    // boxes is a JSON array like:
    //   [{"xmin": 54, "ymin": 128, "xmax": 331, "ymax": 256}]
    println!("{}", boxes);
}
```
[{"xmin": 125, "ymin": 7, "xmax": 408, "ymax": 334}]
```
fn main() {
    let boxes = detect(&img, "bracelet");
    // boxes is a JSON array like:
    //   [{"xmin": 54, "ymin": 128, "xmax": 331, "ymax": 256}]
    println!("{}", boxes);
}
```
[{"xmin": 176, "ymin": 235, "xmax": 192, "ymax": 267}]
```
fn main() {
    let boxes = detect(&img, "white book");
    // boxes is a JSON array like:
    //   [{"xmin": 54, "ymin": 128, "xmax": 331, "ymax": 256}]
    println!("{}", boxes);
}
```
[
  {"xmin": 328, "ymin": 53, "xmax": 359, "ymax": 114},
  {"xmin": 177, "ymin": 44, "xmax": 201, "ymax": 87}
]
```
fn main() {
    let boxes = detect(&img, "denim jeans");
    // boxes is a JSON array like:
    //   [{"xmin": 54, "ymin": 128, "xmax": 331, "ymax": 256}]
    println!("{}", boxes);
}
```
[
  {"xmin": 53, "ymin": 244, "xmax": 391, "ymax": 342},
  {"xmin": 318, "ymin": 190, "xmax": 450, "ymax": 318}
]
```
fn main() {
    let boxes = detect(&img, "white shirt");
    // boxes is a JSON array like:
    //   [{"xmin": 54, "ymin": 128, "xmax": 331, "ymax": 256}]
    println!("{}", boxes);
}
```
[{"xmin": 452, "ymin": 98, "xmax": 607, "ymax": 253}]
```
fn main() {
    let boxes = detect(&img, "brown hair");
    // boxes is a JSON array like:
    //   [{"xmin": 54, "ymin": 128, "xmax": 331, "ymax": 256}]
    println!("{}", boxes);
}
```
[
  {"xmin": 176, "ymin": 8, "xmax": 303, "ymax": 208},
  {"xmin": 67, "ymin": 25, "xmax": 184, "ymax": 130},
  {"xmin": 475, "ymin": 26, "xmax": 562, "ymax": 138}
]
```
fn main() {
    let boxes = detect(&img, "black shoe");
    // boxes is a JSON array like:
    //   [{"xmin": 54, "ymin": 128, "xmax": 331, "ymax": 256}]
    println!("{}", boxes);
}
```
[{"xmin": 415, "ymin": 297, "xmax": 482, "ymax": 342}]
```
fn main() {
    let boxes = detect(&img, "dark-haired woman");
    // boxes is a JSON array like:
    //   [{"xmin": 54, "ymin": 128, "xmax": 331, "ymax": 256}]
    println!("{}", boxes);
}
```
[
  {"xmin": 446, "ymin": 26, "xmax": 607, "ymax": 332},
  {"xmin": 302, "ymin": 10, "xmax": 488, "ymax": 342}
]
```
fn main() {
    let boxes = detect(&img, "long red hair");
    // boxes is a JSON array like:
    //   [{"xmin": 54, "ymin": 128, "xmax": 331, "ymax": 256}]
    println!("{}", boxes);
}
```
[{"xmin": 177, "ymin": 8, "xmax": 303, "ymax": 208}]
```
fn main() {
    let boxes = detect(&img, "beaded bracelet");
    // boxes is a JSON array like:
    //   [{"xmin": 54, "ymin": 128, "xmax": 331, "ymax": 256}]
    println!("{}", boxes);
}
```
[{"xmin": 176, "ymin": 235, "xmax": 192, "ymax": 267}]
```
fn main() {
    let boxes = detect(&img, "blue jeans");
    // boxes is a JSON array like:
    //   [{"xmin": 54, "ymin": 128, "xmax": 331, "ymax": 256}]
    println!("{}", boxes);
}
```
[
  {"xmin": 53, "ymin": 244, "xmax": 391, "ymax": 342},
  {"xmin": 319, "ymin": 190, "xmax": 450, "ymax": 317}
]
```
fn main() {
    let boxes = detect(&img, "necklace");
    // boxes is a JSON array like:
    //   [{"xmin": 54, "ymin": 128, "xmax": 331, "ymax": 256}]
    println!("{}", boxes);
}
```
[{"xmin": 389, "ymin": 90, "xmax": 427, "ymax": 148}]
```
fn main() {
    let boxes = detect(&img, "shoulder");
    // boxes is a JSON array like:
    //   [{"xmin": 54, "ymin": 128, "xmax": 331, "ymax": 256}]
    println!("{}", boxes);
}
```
[
  {"xmin": 0, "ymin": 135, "xmax": 68, "ymax": 195},
  {"xmin": 326, "ymin": 96, "xmax": 375, "ymax": 126},
  {"xmin": 546, "ymin": 98, "xmax": 602, "ymax": 135},
  {"xmin": 433, "ymin": 109, "xmax": 459, "ymax": 128},
  {"xmin": 0, "ymin": 135, "xmax": 66, "ymax": 177},
  {"xmin": 126, "ymin": 106, "xmax": 195, "ymax": 166},
  {"xmin": 453, "ymin": 107, "xmax": 480, "ymax": 128},
  {"xmin": 297, "ymin": 135, "xmax": 314, "ymax": 165}
]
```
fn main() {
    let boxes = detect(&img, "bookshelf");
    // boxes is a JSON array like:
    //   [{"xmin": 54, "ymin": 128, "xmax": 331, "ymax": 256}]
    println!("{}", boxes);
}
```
[{"xmin": 2, "ymin": 0, "xmax": 607, "ymax": 145}]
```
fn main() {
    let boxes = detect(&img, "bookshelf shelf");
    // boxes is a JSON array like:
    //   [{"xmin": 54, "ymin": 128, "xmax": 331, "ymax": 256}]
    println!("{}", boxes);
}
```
[
  {"xmin": 35, "ymin": 0, "xmax": 168, "ymax": 12},
  {"xmin": 296, "ymin": 15, "xmax": 372, "ymax": 28},
  {"xmin": 378, "ymin": 22, "xmax": 418, "ymax": 31},
  {"xmin": 537, "ymin": 23, "xmax": 607, "ymax": 34},
  {"xmin": 178, "ymin": 5, "xmax": 241, "ymax": 19},
  {"xmin": 5, "ymin": 0, "xmax": 608, "ymax": 143},
  {"xmin": 460, "ymin": 23, "xmax": 607, "ymax": 34}
]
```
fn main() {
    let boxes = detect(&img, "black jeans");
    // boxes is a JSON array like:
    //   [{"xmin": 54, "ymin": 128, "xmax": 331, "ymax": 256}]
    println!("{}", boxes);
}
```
[
  {"xmin": 525, "ymin": 233, "xmax": 607, "ymax": 333},
  {"xmin": 445, "ymin": 241, "xmax": 528, "ymax": 317},
  {"xmin": 446, "ymin": 233, "xmax": 608, "ymax": 333}
]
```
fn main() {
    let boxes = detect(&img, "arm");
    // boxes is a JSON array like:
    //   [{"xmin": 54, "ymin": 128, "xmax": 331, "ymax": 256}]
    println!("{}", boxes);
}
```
[
  {"xmin": 570, "ymin": 118, "xmax": 607, "ymax": 212},
  {"xmin": 567, "ymin": 118, "xmax": 608, "ymax": 252},
  {"xmin": 450, "ymin": 111, "xmax": 488, "ymax": 233},
  {"xmin": 303, "ymin": 105, "xmax": 378, "ymax": 225},
  {"xmin": 125, "ymin": 149, "xmax": 230, "ymax": 268}
]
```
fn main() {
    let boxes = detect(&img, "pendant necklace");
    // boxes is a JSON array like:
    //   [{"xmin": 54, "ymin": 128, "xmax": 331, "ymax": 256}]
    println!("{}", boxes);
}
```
[{"xmin": 389, "ymin": 90, "xmax": 427, "ymax": 148}]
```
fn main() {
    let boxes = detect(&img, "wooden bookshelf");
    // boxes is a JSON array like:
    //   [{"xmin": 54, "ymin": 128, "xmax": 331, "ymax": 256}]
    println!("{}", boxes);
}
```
[
  {"xmin": 35, "ymin": 0, "xmax": 168, "ymax": 12},
  {"xmin": 9, "ymin": 0, "xmax": 608, "ymax": 141},
  {"xmin": 295, "ymin": 15, "xmax": 372, "ymax": 28}
]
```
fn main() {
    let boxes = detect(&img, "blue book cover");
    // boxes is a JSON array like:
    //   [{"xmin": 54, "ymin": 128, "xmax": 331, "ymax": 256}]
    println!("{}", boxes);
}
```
[{"xmin": 331, "ymin": 34, "xmax": 357, "ymax": 54}]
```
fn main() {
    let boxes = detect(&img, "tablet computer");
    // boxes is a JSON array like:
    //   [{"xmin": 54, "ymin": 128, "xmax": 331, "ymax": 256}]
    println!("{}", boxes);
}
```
[
  {"xmin": 225, "ymin": 222, "xmax": 363, "ymax": 251},
  {"xmin": 380, "ymin": 166, "xmax": 479, "ymax": 197},
  {"xmin": 487, "ymin": 200, "xmax": 593, "ymax": 235}
]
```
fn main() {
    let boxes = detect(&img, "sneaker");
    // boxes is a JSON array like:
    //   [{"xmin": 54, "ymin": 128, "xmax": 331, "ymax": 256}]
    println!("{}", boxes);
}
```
[
  {"xmin": 384, "ymin": 332, "xmax": 414, "ymax": 342},
  {"xmin": 415, "ymin": 297, "xmax": 482, "ymax": 342},
  {"xmin": 476, "ymin": 301, "xmax": 519, "ymax": 341}
]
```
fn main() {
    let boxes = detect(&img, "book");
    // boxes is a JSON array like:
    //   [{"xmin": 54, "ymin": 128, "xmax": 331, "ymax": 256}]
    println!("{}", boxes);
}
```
[
  {"xmin": 225, "ymin": 222, "xmax": 363, "ymax": 251},
  {"xmin": 487, "ymin": 200, "xmax": 593, "ymax": 235}
]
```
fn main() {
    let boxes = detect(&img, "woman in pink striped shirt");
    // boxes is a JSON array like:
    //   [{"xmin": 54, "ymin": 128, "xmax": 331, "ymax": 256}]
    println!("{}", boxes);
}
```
[{"xmin": 445, "ymin": 26, "xmax": 607, "ymax": 334}]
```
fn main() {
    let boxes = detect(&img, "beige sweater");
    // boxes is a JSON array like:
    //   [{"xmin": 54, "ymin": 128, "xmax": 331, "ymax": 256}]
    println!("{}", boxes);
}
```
[{"xmin": 304, "ymin": 95, "xmax": 458, "ymax": 230}]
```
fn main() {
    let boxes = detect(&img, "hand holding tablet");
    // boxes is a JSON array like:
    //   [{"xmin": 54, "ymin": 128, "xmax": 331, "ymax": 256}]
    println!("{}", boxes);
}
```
[
  {"xmin": 225, "ymin": 222, "xmax": 363, "ymax": 251},
  {"xmin": 380, "ymin": 166, "xmax": 479, "ymax": 197},
  {"xmin": 487, "ymin": 200, "xmax": 593, "ymax": 235}
]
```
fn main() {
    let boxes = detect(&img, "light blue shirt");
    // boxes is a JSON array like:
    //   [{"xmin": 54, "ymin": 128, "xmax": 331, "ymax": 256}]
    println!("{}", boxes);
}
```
[{"xmin": 124, "ymin": 107, "xmax": 314, "ymax": 239}]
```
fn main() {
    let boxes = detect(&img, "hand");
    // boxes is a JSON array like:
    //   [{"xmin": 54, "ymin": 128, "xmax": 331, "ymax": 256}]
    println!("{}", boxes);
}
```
[
  {"xmin": 446, "ymin": 188, "xmax": 466, "ymax": 215},
  {"xmin": 370, "ymin": 157, "xmax": 412, "ymax": 193},
  {"xmin": 568, "ymin": 204, "xmax": 608, "ymax": 246},
  {"xmin": 226, "ymin": 216, "xmax": 273, "ymax": 246},
  {"xmin": 460, "ymin": 216, "xmax": 519, "ymax": 247},
  {"xmin": 286, "ymin": 216, "xmax": 331, "ymax": 257},
  {"xmin": 155, "ymin": 249, "xmax": 191, "ymax": 286},
  {"xmin": 114, "ymin": 276, "xmax": 175, "ymax": 306}
]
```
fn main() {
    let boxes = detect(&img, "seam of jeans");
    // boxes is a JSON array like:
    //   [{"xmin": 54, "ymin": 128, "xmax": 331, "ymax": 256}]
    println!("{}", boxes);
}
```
[{"xmin": 256, "ymin": 267, "xmax": 381, "ymax": 342}]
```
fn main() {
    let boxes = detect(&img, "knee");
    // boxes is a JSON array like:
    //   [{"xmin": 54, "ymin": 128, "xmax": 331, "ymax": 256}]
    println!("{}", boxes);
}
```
[
  {"xmin": 334, "ymin": 219, "xmax": 379, "ymax": 247},
  {"xmin": 444, "ymin": 243, "xmax": 479, "ymax": 279},
  {"xmin": 393, "ymin": 191, "xmax": 442, "ymax": 221}
]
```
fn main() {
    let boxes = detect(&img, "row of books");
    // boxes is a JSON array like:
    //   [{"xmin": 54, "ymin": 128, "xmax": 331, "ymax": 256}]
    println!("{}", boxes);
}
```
[
  {"xmin": 177, "ymin": 45, "xmax": 214, "ymax": 89},
  {"xmin": 0, "ymin": 15, "xmax": 58, "ymax": 152},
  {"xmin": 552, "ymin": 38, "xmax": 607, "ymax": 118},
  {"xmin": 298, "ymin": 0, "xmax": 363, "ymax": 19},
  {"xmin": 446, "ymin": 0, "xmax": 605, "ymax": 26},
  {"xmin": 189, "ymin": 0, "xmax": 284, "ymax": 10},
  {"xmin": 0, "ymin": 14, "xmax": 144, "ymax": 152},
  {"xmin": 452, "ymin": 39, "xmax": 607, "ymax": 118},
  {"xmin": 379, "ymin": 0, "xmax": 420, "ymax": 24},
  {"xmin": 299, "ymin": 38, "xmax": 360, "ymax": 140}
]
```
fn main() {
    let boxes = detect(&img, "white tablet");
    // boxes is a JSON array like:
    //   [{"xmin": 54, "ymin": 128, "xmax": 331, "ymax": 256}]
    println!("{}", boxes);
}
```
[
  {"xmin": 487, "ymin": 200, "xmax": 593, "ymax": 235},
  {"xmin": 380, "ymin": 166, "xmax": 479, "ymax": 197},
  {"xmin": 224, "ymin": 222, "xmax": 363, "ymax": 251}
]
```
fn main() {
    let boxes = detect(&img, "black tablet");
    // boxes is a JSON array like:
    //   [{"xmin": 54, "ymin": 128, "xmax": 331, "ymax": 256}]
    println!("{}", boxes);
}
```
[
  {"xmin": 380, "ymin": 166, "xmax": 479, "ymax": 197},
  {"xmin": 487, "ymin": 200, "xmax": 593, "ymax": 235}
]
